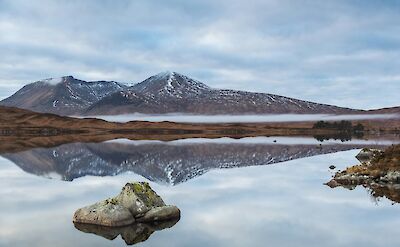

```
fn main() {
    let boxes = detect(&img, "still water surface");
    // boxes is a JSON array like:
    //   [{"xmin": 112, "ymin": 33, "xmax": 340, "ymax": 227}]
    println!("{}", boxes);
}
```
[{"xmin": 0, "ymin": 137, "xmax": 399, "ymax": 246}]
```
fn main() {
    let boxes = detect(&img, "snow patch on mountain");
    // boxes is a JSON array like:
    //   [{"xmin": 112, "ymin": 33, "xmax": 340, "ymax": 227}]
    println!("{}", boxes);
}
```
[{"xmin": 43, "ymin": 77, "xmax": 64, "ymax": 85}]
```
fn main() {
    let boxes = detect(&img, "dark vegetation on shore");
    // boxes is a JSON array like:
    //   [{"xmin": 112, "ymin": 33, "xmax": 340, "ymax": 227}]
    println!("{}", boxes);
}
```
[
  {"xmin": 313, "ymin": 120, "xmax": 364, "ymax": 133},
  {"xmin": 312, "ymin": 120, "xmax": 365, "ymax": 141}
]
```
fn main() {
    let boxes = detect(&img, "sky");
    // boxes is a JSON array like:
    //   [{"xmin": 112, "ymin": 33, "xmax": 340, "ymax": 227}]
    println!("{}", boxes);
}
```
[{"xmin": 0, "ymin": 0, "xmax": 399, "ymax": 110}]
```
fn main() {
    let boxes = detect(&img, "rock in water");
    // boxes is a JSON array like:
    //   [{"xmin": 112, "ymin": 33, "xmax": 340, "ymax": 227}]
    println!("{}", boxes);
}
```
[
  {"xmin": 114, "ymin": 182, "xmax": 165, "ymax": 217},
  {"xmin": 73, "ymin": 182, "xmax": 180, "ymax": 227},
  {"xmin": 325, "ymin": 145, "xmax": 400, "ymax": 204},
  {"xmin": 73, "ymin": 200, "xmax": 135, "ymax": 227},
  {"xmin": 355, "ymin": 148, "xmax": 382, "ymax": 164},
  {"xmin": 137, "ymin": 206, "xmax": 181, "ymax": 222}
]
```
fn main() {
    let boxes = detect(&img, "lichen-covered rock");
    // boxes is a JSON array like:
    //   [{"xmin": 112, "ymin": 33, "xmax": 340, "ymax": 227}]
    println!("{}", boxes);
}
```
[
  {"xmin": 137, "ymin": 206, "xmax": 180, "ymax": 222},
  {"xmin": 115, "ymin": 182, "xmax": 165, "ymax": 217},
  {"xmin": 73, "ymin": 200, "xmax": 135, "ymax": 227},
  {"xmin": 73, "ymin": 182, "xmax": 179, "ymax": 227}
]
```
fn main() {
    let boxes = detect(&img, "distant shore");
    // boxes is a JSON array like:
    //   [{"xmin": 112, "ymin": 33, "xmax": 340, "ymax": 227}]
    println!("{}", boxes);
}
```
[{"xmin": 0, "ymin": 105, "xmax": 399, "ymax": 154}]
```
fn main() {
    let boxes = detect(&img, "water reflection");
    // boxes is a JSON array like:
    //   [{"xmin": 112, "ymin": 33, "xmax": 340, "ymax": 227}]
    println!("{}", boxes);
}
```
[
  {"xmin": 328, "ymin": 183, "xmax": 400, "ymax": 204},
  {"xmin": 2, "ymin": 149, "xmax": 400, "ymax": 247},
  {"xmin": 0, "ymin": 137, "xmax": 387, "ymax": 185},
  {"xmin": 74, "ymin": 218, "xmax": 180, "ymax": 245},
  {"xmin": 313, "ymin": 132, "xmax": 364, "ymax": 142},
  {"xmin": 368, "ymin": 184, "xmax": 400, "ymax": 204}
]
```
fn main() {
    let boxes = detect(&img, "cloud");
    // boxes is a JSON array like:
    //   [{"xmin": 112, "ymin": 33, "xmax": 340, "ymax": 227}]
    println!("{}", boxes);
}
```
[{"xmin": 0, "ymin": 0, "xmax": 399, "ymax": 109}]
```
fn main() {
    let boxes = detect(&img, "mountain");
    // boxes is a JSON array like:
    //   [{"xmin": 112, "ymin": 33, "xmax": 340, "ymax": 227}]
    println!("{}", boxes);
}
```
[
  {"xmin": 1, "ymin": 72, "xmax": 363, "ymax": 115},
  {"xmin": 3, "ymin": 72, "xmax": 398, "ymax": 116},
  {"xmin": 85, "ymin": 71, "xmax": 358, "ymax": 115},
  {"xmin": 366, "ymin": 106, "xmax": 400, "ymax": 114},
  {"xmin": 1, "ymin": 140, "xmax": 377, "ymax": 185},
  {"xmin": 0, "ymin": 76, "xmax": 127, "ymax": 115}
]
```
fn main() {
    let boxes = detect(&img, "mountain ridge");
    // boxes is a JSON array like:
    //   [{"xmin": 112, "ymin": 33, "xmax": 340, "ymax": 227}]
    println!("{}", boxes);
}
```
[
  {"xmin": 1, "ymin": 72, "xmax": 398, "ymax": 115},
  {"xmin": 85, "ymin": 71, "xmax": 360, "ymax": 115}
]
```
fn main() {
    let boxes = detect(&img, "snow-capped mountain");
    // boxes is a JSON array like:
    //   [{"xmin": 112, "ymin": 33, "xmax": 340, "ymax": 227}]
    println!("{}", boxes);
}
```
[
  {"xmin": 0, "ymin": 76, "xmax": 127, "ymax": 115},
  {"xmin": 85, "ymin": 71, "xmax": 358, "ymax": 115},
  {"xmin": 2, "ymin": 140, "xmax": 371, "ymax": 185},
  {"xmin": 1, "ymin": 72, "xmax": 360, "ymax": 115}
]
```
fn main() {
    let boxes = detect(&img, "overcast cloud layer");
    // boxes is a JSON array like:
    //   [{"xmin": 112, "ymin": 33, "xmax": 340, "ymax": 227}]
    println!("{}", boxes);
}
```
[{"xmin": 0, "ymin": 0, "xmax": 399, "ymax": 109}]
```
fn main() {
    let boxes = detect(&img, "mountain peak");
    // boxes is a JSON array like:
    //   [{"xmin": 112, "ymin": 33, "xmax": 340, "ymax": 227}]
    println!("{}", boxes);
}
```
[
  {"xmin": 130, "ymin": 71, "xmax": 210, "ymax": 96},
  {"xmin": 154, "ymin": 70, "xmax": 174, "ymax": 78},
  {"xmin": 41, "ymin": 77, "xmax": 66, "ymax": 85},
  {"xmin": 0, "ymin": 75, "xmax": 127, "ymax": 115},
  {"xmin": 39, "ymin": 76, "xmax": 75, "ymax": 85}
]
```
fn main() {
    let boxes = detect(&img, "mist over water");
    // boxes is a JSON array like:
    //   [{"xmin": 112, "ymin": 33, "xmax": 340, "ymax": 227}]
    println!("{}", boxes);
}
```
[{"xmin": 84, "ymin": 113, "xmax": 400, "ymax": 123}]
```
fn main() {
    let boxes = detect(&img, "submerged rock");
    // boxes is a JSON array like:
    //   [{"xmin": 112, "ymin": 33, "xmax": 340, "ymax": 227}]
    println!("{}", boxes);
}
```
[{"xmin": 73, "ymin": 182, "xmax": 180, "ymax": 227}]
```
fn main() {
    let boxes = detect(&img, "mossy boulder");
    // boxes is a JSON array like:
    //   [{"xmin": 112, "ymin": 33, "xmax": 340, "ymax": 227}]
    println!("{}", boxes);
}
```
[
  {"xmin": 73, "ymin": 182, "xmax": 180, "ymax": 227},
  {"xmin": 115, "ymin": 182, "xmax": 165, "ymax": 217},
  {"xmin": 73, "ymin": 200, "xmax": 135, "ymax": 227},
  {"xmin": 137, "ymin": 205, "xmax": 180, "ymax": 223}
]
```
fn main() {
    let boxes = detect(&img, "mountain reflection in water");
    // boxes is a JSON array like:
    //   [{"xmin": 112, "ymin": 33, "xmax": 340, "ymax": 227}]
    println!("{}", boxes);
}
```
[
  {"xmin": 2, "ymin": 138, "xmax": 400, "ymax": 247},
  {"xmin": 1, "ymin": 137, "xmax": 394, "ymax": 185}
]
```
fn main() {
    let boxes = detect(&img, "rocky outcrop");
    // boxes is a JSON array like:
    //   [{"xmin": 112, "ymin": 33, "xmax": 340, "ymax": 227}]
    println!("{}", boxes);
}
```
[
  {"xmin": 326, "ymin": 145, "xmax": 400, "ymax": 187},
  {"xmin": 355, "ymin": 148, "xmax": 383, "ymax": 165},
  {"xmin": 73, "ymin": 182, "xmax": 180, "ymax": 227},
  {"xmin": 326, "ymin": 145, "xmax": 400, "ymax": 203}
]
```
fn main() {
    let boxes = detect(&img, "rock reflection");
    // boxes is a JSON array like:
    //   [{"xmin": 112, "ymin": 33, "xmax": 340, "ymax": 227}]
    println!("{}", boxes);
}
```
[
  {"xmin": 368, "ymin": 184, "xmax": 400, "ymax": 204},
  {"xmin": 74, "ymin": 217, "xmax": 180, "ymax": 245},
  {"xmin": 328, "ymin": 183, "xmax": 400, "ymax": 204}
]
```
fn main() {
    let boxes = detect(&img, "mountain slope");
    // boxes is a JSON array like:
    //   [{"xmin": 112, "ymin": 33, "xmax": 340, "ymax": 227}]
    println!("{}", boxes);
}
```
[
  {"xmin": 366, "ymin": 106, "xmax": 400, "ymax": 114},
  {"xmin": 0, "ymin": 76, "xmax": 127, "ymax": 115},
  {"xmin": 85, "ymin": 71, "xmax": 359, "ymax": 115}
]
